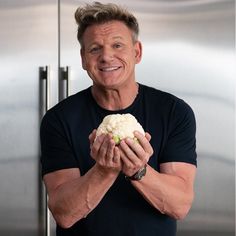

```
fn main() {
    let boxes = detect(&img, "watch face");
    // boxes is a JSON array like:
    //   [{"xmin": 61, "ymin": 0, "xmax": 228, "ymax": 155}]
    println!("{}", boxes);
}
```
[
  {"xmin": 133, "ymin": 165, "xmax": 147, "ymax": 180},
  {"xmin": 125, "ymin": 165, "xmax": 147, "ymax": 181}
]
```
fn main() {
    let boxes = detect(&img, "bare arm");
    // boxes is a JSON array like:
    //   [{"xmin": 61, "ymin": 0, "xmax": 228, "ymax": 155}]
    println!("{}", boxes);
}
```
[
  {"xmin": 131, "ymin": 162, "xmax": 196, "ymax": 219},
  {"xmin": 43, "ymin": 131, "xmax": 121, "ymax": 228},
  {"xmin": 119, "ymin": 131, "xmax": 196, "ymax": 220}
]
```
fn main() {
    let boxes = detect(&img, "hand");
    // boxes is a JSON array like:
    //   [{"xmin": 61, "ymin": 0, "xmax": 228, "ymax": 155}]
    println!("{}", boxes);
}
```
[
  {"xmin": 89, "ymin": 129, "xmax": 122, "ymax": 174},
  {"xmin": 119, "ymin": 131, "xmax": 153, "ymax": 177}
]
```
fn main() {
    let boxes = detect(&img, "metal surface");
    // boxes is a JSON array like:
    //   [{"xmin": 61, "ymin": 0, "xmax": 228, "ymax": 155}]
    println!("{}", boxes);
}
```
[
  {"xmin": 60, "ymin": 0, "xmax": 92, "ymax": 95},
  {"xmin": 39, "ymin": 66, "xmax": 51, "ymax": 236},
  {"xmin": 40, "ymin": 66, "xmax": 51, "ymax": 112},
  {"xmin": 59, "ymin": 66, "xmax": 71, "ymax": 101},
  {"xmin": 0, "ymin": 1, "xmax": 58, "ymax": 235},
  {"xmin": 0, "ymin": 0, "xmax": 234, "ymax": 235}
]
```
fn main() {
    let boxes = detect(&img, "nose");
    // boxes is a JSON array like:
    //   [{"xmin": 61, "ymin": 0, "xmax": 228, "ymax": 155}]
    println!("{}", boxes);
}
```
[{"xmin": 99, "ymin": 47, "xmax": 114, "ymax": 63}]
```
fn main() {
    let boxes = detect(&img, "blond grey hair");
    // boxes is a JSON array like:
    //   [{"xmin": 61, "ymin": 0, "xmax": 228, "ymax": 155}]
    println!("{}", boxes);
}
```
[{"xmin": 74, "ymin": 2, "xmax": 139, "ymax": 46}]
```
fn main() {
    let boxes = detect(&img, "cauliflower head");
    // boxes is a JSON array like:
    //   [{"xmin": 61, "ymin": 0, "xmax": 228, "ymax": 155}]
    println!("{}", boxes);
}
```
[{"xmin": 96, "ymin": 113, "xmax": 145, "ymax": 144}]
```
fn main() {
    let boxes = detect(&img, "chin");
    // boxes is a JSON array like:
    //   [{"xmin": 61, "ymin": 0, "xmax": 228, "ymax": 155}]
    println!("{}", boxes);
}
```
[{"xmin": 96, "ymin": 80, "xmax": 125, "ymax": 89}]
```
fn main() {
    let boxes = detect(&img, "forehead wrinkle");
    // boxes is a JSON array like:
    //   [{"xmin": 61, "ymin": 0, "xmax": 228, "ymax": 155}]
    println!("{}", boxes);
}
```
[{"xmin": 94, "ymin": 26, "xmax": 123, "ymax": 39}]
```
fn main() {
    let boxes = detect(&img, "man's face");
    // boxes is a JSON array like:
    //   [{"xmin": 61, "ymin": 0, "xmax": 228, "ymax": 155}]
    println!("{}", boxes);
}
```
[{"xmin": 80, "ymin": 20, "xmax": 142, "ymax": 89}]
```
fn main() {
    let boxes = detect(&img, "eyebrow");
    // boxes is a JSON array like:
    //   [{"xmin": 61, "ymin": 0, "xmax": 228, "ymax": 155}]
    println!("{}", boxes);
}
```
[
  {"xmin": 85, "ymin": 35, "xmax": 126, "ymax": 49},
  {"xmin": 113, "ymin": 36, "xmax": 123, "ymax": 40}
]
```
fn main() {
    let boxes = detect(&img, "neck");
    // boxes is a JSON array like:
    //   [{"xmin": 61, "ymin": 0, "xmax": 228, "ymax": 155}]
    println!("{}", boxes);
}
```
[{"xmin": 92, "ymin": 82, "xmax": 139, "ymax": 111}]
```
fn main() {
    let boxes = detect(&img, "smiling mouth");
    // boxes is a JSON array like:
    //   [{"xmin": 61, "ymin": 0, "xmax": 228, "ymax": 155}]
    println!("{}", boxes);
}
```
[{"xmin": 99, "ymin": 66, "xmax": 121, "ymax": 72}]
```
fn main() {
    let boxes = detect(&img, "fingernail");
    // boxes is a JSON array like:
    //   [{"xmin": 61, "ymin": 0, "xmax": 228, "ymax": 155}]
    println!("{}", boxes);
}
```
[{"xmin": 126, "ymin": 138, "xmax": 132, "ymax": 142}]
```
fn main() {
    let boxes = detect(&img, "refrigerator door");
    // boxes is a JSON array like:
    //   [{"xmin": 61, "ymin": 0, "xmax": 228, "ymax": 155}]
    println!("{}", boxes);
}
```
[
  {"xmin": 60, "ymin": 1, "xmax": 235, "ymax": 236},
  {"xmin": 0, "ymin": 1, "xmax": 58, "ymax": 235},
  {"xmin": 59, "ymin": 0, "xmax": 92, "ymax": 99}
]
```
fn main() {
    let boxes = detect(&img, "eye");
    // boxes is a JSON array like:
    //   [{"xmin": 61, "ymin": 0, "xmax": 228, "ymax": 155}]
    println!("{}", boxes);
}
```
[
  {"xmin": 113, "ymin": 43, "xmax": 122, "ymax": 49},
  {"xmin": 89, "ymin": 46, "xmax": 100, "ymax": 54}
]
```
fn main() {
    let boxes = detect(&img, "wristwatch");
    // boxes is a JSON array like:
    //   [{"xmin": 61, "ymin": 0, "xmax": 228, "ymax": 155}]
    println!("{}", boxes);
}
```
[{"xmin": 125, "ymin": 164, "xmax": 147, "ymax": 181}]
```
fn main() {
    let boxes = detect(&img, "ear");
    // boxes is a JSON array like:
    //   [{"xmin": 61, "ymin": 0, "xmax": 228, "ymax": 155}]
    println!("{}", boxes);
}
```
[
  {"xmin": 80, "ymin": 48, "xmax": 87, "ymax": 70},
  {"xmin": 134, "ymin": 41, "xmax": 142, "ymax": 64}
]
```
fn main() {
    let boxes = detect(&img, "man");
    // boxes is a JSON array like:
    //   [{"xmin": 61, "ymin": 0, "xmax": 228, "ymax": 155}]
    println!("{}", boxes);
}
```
[{"xmin": 40, "ymin": 2, "xmax": 197, "ymax": 236}]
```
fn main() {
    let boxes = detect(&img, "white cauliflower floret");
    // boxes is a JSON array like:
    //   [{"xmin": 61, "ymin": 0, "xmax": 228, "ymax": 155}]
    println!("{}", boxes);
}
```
[{"xmin": 96, "ymin": 113, "xmax": 145, "ymax": 144}]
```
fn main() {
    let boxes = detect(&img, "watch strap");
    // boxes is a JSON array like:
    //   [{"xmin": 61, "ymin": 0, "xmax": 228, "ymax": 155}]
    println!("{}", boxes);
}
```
[{"xmin": 125, "ymin": 164, "xmax": 147, "ymax": 181}]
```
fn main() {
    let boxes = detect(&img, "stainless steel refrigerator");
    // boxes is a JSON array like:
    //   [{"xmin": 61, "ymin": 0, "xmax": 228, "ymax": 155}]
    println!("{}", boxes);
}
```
[{"xmin": 0, "ymin": 0, "xmax": 235, "ymax": 236}]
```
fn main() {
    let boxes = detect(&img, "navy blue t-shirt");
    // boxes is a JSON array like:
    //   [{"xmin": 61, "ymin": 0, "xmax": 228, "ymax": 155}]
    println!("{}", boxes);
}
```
[{"xmin": 40, "ymin": 84, "xmax": 197, "ymax": 236}]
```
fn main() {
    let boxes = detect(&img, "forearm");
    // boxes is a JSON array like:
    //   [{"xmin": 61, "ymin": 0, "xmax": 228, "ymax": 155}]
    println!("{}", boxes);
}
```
[
  {"xmin": 48, "ymin": 164, "xmax": 119, "ymax": 228},
  {"xmin": 131, "ymin": 165, "xmax": 194, "ymax": 220}
]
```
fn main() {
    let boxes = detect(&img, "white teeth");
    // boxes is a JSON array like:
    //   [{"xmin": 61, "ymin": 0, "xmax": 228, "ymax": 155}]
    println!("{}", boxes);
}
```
[{"xmin": 101, "ymin": 67, "xmax": 120, "ymax": 72}]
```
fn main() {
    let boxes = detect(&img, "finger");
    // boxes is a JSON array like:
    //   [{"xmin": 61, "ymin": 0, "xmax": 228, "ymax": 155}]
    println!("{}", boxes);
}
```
[
  {"xmin": 119, "ymin": 146, "xmax": 134, "ymax": 169},
  {"xmin": 106, "ymin": 137, "xmax": 115, "ymax": 160},
  {"xmin": 113, "ymin": 146, "xmax": 121, "ymax": 164},
  {"xmin": 91, "ymin": 134, "xmax": 106, "ymax": 157},
  {"xmin": 98, "ymin": 134, "xmax": 112, "ymax": 158},
  {"xmin": 119, "ymin": 145, "xmax": 142, "ymax": 176},
  {"xmin": 145, "ymin": 132, "xmax": 151, "ymax": 142},
  {"xmin": 119, "ymin": 139, "xmax": 142, "ymax": 166},
  {"xmin": 89, "ymin": 129, "xmax": 97, "ymax": 141},
  {"xmin": 125, "ymin": 137, "xmax": 147, "ymax": 163},
  {"xmin": 134, "ymin": 131, "xmax": 153, "ymax": 156}
]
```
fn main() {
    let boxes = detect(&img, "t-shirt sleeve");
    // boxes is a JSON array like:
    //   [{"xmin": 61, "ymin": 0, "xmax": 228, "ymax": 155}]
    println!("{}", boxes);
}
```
[
  {"xmin": 40, "ymin": 110, "xmax": 78, "ymax": 176},
  {"xmin": 160, "ymin": 99, "xmax": 197, "ymax": 166}
]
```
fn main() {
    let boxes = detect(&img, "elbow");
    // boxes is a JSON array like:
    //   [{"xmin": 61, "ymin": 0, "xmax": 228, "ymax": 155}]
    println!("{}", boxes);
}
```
[
  {"xmin": 159, "ymin": 201, "xmax": 192, "ymax": 220},
  {"xmin": 55, "ymin": 216, "xmax": 76, "ymax": 229},
  {"xmin": 173, "ymin": 194, "xmax": 194, "ymax": 220},
  {"xmin": 50, "ymin": 209, "xmax": 78, "ymax": 229},
  {"xmin": 173, "ymin": 205, "xmax": 191, "ymax": 220},
  {"xmin": 48, "ymin": 199, "xmax": 78, "ymax": 229}
]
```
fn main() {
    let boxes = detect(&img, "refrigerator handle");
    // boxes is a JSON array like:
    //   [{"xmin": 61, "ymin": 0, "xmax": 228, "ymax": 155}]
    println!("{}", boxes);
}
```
[
  {"xmin": 59, "ymin": 66, "xmax": 71, "ymax": 101},
  {"xmin": 40, "ymin": 66, "xmax": 50, "ymax": 112},
  {"xmin": 39, "ymin": 65, "xmax": 51, "ymax": 236}
]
